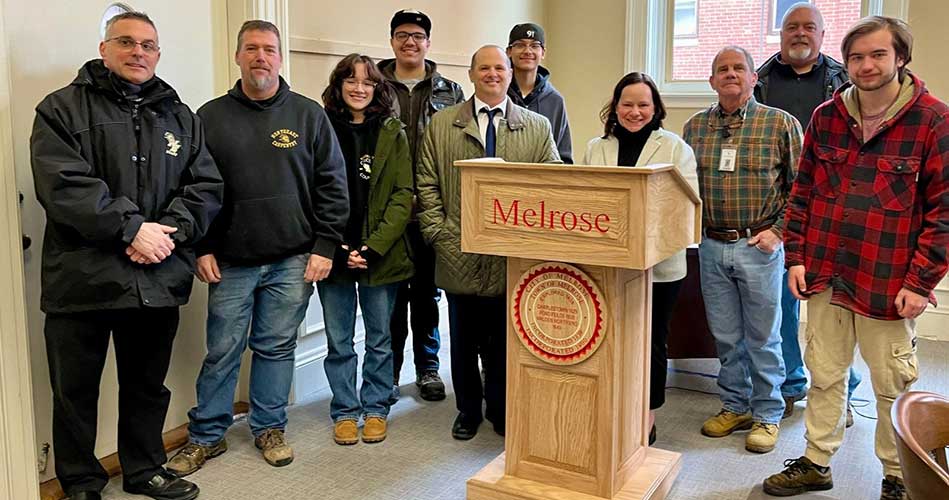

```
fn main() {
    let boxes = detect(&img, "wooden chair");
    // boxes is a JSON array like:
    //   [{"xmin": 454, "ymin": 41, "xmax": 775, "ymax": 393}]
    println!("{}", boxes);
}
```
[{"xmin": 892, "ymin": 390, "xmax": 949, "ymax": 499}]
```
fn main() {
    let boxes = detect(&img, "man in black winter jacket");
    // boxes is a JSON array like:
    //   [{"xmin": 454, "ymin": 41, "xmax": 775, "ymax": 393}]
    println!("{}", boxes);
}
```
[
  {"xmin": 166, "ymin": 20, "xmax": 348, "ymax": 476},
  {"xmin": 378, "ymin": 9, "xmax": 464, "ymax": 402},
  {"xmin": 506, "ymin": 22, "xmax": 573, "ymax": 164},
  {"xmin": 30, "ymin": 12, "xmax": 222, "ymax": 500},
  {"xmin": 753, "ymin": 2, "xmax": 861, "ymax": 426}
]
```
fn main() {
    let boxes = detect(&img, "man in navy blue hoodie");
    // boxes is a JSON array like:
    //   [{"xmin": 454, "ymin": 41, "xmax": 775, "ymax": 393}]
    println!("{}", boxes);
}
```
[
  {"xmin": 167, "ymin": 20, "xmax": 348, "ymax": 476},
  {"xmin": 506, "ymin": 22, "xmax": 573, "ymax": 163}
]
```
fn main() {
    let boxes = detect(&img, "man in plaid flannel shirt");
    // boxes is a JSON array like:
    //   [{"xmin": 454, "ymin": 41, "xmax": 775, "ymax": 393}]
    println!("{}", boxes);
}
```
[
  {"xmin": 763, "ymin": 16, "xmax": 949, "ymax": 500},
  {"xmin": 684, "ymin": 46, "xmax": 802, "ymax": 456}
]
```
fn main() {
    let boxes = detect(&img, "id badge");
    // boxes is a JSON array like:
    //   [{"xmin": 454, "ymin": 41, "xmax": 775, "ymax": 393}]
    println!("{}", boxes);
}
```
[{"xmin": 719, "ymin": 147, "xmax": 737, "ymax": 172}]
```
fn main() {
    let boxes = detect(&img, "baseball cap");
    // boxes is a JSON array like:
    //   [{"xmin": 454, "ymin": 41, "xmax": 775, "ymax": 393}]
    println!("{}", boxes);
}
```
[
  {"xmin": 508, "ymin": 23, "xmax": 545, "ymax": 46},
  {"xmin": 390, "ymin": 9, "xmax": 431, "ymax": 37}
]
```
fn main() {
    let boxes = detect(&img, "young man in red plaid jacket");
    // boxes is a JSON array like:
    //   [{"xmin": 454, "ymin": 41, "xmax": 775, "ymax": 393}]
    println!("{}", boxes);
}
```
[{"xmin": 763, "ymin": 16, "xmax": 949, "ymax": 500}]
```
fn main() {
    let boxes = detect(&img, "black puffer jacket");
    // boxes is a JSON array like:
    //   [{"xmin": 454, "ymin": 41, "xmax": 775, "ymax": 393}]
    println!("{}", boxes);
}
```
[{"xmin": 30, "ymin": 59, "xmax": 223, "ymax": 313}]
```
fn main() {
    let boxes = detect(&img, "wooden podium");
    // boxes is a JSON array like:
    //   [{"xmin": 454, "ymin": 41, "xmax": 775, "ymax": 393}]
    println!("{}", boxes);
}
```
[{"xmin": 456, "ymin": 160, "xmax": 701, "ymax": 500}]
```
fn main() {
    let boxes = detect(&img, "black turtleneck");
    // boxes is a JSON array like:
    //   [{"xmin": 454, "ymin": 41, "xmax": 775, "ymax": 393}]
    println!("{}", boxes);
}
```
[{"xmin": 615, "ymin": 121, "xmax": 659, "ymax": 166}]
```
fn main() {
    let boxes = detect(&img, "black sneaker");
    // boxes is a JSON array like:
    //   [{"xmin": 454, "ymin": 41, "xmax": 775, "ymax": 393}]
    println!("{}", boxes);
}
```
[
  {"xmin": 124, "ymin": 469, "xmax": 199, "ymax": 500},
  {"xmin": 880, "ymin": 475, "xmax": 907, "ymax": 500},
  {"xmin": 763, "ymin": 456, "xmax": 833, "ymax": 496},
  {"xmin": 417, "ymin": 370, "xmax": 446, "ymax": 401}
]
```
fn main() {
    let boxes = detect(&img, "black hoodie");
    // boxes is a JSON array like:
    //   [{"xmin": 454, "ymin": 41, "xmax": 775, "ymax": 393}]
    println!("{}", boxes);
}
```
[{"xmin": 197, "ymin": 78, "xmax": 349, "ymax": 264}]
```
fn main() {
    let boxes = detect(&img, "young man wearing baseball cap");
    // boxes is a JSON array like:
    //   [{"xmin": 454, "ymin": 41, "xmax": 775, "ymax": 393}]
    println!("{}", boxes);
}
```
[
  {"xmin": 506, "ymin": 22, "xmax": 573, "ymax": 163},
  {"xmin": 378, "ymin": 9, "xmax": 465, "ymax": 403}
]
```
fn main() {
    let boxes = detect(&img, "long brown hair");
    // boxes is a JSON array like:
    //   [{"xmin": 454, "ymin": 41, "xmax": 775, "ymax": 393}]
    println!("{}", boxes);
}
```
[
  {"xmin": 599, "ymin": 72, "xmax": 666, "ymax": 138},
  {"xmin": 322, "ymin": 54, "xmax": 394, "ymax": 121}
]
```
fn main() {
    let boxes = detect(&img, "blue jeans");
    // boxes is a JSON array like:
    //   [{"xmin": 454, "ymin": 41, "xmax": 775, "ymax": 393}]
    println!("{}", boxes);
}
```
[
  {"xmin": 188, "ymin": 254, "xmax": 313, "ymax": 445},
  {"xmin": 699, "ymin": 237, "xmax": 787, "ymax": 424},
  {"xmin": 317, "ymin": 280, "xmax": 399, "ymax": 422},
  {"xmin": 779, "ymin": 269, "xmax": 862, "ymax": 400}
]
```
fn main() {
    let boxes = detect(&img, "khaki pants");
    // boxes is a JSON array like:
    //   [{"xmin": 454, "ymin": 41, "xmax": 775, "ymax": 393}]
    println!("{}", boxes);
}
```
[{"xmin": 802, "ymin": 289, "xmax": 918, "ymax": 478}]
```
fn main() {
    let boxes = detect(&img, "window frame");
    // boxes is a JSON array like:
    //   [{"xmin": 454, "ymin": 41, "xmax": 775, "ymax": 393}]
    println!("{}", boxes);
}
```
[
  {"xmin": 673, "ymin": 0, "xmax": 698, "ymax": 38},
  {"xmin": 625, "ymin": 0, "xmax": 908, "ymax": 108}
]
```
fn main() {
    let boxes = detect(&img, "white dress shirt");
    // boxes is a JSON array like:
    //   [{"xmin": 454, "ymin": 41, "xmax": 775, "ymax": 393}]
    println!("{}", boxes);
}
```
[{"xmin": 473, "ymin": 96, "xmax": 507, "ymax": 151}]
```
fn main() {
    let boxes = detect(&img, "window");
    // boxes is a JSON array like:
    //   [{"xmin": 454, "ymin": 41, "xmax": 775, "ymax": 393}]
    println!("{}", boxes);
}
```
[
  {"xmin": 627, "ymin": 0, "xmax": 907, "ymax": 106},
  {"xmin": 674, "ymin": 0, "xmax": 697, "ymax": 37},
  {"xmin": 772, "ymin": 0, "xmax": 811, "ymax": 32}
]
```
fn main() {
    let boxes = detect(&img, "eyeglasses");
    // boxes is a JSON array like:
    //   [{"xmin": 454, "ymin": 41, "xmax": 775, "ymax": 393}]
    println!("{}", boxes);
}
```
[
  {"xmin": 343, "ymin": 78, "xmax": 377, "ymax": 89},
  {"xmin": 105, "ymin": 36, "xmax": 160, "ymax": 54},
  {"xmin": 510, "ymin": 42, "xmax": 543, "ymax": 51},
  {"xmin": 393, "ymin": 31, "xmax": 427, "ymax": 43}
]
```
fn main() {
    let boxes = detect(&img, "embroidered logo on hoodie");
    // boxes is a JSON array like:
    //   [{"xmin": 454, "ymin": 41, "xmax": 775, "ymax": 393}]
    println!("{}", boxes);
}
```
[{"xmin": 271, "ymin": 129, "xmax": 299, "ymax": 149}]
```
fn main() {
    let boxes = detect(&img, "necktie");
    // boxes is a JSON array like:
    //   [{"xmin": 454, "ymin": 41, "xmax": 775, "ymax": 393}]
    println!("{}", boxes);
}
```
[{"xmin": 481, "ymin": 107, "xmax": 501, "ymax": 157}]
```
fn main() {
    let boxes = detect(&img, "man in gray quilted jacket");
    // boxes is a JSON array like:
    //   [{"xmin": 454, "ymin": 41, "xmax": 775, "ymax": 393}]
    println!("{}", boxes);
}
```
[{"xmin": 416, "ymin": 45, "xmax": 560, "ymax": 441}]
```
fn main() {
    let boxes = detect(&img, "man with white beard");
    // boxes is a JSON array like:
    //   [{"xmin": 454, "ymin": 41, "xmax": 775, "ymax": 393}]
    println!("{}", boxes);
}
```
[
  {"xmin": 753, "ymin": 2, "xmax": 861, "ymax": 425},
  {"xmin": 166, "ymin": 20, "xmax": 348, "ymax": 475}
]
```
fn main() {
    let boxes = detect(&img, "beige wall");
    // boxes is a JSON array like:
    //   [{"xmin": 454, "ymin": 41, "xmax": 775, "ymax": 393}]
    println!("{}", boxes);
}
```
[
  {"xmin": 288, "ymin": 0, "xmax": 546, "ymax": 103},
  {"xmin": 907, "ymin": 0, "xmax": 948, "ymax": 100},
  {"xmin": 545, "ymin": 0, "xmax": 628, "ymax": 160},
  {"xmin": 5, "ymin": 0, "xmax": 228, "ymax": 482}
]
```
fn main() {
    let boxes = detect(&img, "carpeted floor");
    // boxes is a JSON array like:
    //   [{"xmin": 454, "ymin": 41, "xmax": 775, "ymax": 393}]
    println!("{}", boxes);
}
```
[{"xmin": 99, "ymin": 326, "xmax": 948, "ymax": 500}]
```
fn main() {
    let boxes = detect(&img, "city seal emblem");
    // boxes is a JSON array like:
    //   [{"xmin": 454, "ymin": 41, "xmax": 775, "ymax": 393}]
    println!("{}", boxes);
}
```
[{"xmin": 512, "ymin": 263, "xmax": 606, "ymax": 365}]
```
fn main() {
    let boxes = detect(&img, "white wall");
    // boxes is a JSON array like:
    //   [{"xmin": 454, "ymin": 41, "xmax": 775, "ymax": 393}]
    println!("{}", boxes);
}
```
[{"xmin": 5, "ymin": 0, "xmax": 228, "ymax": 482}]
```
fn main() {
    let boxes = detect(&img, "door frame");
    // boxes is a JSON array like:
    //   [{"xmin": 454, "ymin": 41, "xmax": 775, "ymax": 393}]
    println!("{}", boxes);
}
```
[{"xmin": 0, "ymin": 0, "xmax": 41, "ymax": 496}]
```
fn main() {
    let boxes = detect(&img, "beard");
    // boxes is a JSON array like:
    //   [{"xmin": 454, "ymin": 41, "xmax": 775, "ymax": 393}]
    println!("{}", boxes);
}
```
[
  {"xmin": 248, "ymin": 73, "xmax": 277, "ymax": 91},
  {"xmin": 853, "ymin": 65, "xmax": 899, "ymax": 92},
  {"xmin": 786, "ymin": 46, "xmax": 812, "ymax": 62}
]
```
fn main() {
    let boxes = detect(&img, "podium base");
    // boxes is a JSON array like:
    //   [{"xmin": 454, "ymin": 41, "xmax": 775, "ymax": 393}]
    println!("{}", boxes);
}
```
[{"xmin": 467, "ymin": 448, "xmax": 681, "ymax": 500}]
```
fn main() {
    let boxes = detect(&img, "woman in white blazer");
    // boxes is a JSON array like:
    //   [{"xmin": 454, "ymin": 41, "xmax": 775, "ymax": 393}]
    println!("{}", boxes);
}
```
[{"xmin": 583, "ymin": 72, "xmax": 698, "ymax": 445}]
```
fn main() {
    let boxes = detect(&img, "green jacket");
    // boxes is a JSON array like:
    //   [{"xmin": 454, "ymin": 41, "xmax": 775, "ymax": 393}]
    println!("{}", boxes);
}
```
[
  {"xmin": 416, "ymin": 98, "xmax": 561, "ymax": 296},
  {"xmin": 329, "ymin": 116, "xmax": 414, "ymax": 286}
]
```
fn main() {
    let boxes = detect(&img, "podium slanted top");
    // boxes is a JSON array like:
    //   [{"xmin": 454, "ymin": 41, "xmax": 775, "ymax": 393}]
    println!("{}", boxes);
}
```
[{"xmin": 456, "ymin": 159, "xmax": 701, "ymax": 270}]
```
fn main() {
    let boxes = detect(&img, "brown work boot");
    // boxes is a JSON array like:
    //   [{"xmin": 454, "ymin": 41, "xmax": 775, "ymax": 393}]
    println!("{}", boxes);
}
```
[
  {"xmin": 745, "ymin": 422, "xmax": 780, "ymax": 453},
  {"xmin": 334, "ymin": 419, "xmax": 359, "ymax": 445},
  {"xmin": 166, "ymin": 439, "xmax": 228, "ymax": 477},
  {"xmin": 362, "ymin": 417, "xmax": 387, "ymax": 443},
  {"xmin": 254, "ymin": 429, "xmax": 293, "ymax": 467},
  {"xmin": 880, "ymin": 475, "xmax": 907, "ymax": 500},
  {"xmin": 701, "ymin": 409, "xmax": 753, "ymax": 437},
  {"xmin": 782, "ymin": 392, "xmax": 806, "ymax": 419},
  {"xmin": 763, "ymin": 456, "xmax": 833, "ymax": 496}
]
